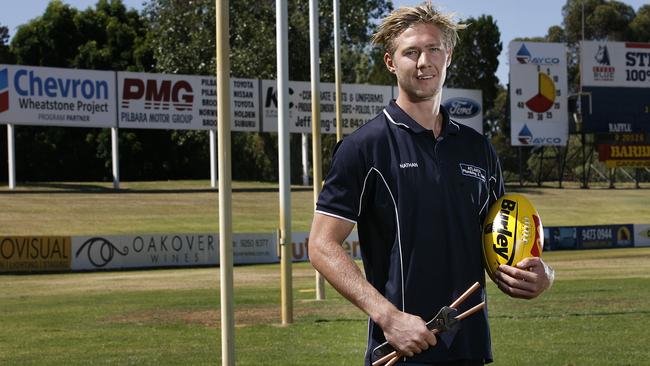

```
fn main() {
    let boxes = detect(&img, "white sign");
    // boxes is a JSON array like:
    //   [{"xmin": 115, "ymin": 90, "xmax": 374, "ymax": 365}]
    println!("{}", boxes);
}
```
[
  {"xmin": 0, "ymin": 64, "xmax": 116, "ymax": 128},
  {"xmin": 581, "ymin": 41, "xmax": 650, "ymax": 88},
  {"xmin": 261, "ymin": 80, "xmax": 391, "ymax": 134},
  {"xmin": 391, "ymin": 87, "xmax": 483, "ymax": 134},
  {"xmin": 118, "ymin": 72, "xmax": 260, "ymax": 131},
  {"xmin": 230, "ymin": 78, "xmax": 260, "ymax": 132},
  {"xmin": 118, "ymin": 71, "xmax": 208, "ymax": 130},
  {"xmin": 509, "ymin": 42, "xmax": 568, "ymax": 146},
  {"xmin": 634, "ymin": 224, "xmax": 650, "ymax": 247},
  {"xmin": 72, "ymin": 234, "xmax": 218, "ymax": 270},
  {"xmin": 232, "ymin": 233, "xmax": 277, "ymax": 264}
]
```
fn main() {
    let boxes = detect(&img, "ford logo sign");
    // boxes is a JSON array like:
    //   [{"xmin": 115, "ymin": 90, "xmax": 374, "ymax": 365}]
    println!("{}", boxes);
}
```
[{"xmin": 443, "ymin": 97, "xmax": 481, "ymax": 119}]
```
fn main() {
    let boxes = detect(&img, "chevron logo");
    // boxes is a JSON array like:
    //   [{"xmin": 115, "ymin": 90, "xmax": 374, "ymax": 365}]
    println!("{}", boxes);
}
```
[{"xmin": 0, "ymin": 68, "xmax": 9, "ymax": 113}]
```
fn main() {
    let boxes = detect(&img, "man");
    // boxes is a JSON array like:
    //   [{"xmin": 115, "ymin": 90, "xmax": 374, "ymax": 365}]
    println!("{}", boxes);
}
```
[{"xmin": 308, "ymin": 2, "xmax": 553, "ymax": 365}]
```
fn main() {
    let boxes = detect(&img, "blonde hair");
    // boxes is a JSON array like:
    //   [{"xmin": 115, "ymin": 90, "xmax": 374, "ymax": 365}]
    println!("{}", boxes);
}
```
[{"xmin": 372, "ymin": 1, "xmax": 466, "ymax": 56}]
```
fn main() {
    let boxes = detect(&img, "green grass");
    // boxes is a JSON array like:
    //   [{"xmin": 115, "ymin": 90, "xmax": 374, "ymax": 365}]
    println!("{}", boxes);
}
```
[
  {"xmin": 1, "ymin": 180, "xmax": 650, "ymax": 364},
  {"xmin": 0, "ymin": 180, "xmax": 648, "ymax": 236},
  {"xmin": 1, "ymin": 248, "xmax": 650, "ymax": 365}
]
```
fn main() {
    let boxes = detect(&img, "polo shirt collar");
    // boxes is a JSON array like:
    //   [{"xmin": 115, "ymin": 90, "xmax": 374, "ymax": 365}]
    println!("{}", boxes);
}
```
[{"xmin": 384, "ymin": 99, "xmax": 460, "ymax": 137}]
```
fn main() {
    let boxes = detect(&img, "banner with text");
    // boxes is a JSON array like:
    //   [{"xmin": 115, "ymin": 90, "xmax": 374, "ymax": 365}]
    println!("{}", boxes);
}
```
[
  {"xmin": 1, "ymin": 236, "xmax": 71, "ymax": 272},
  {"xmin": 72, "ymin": 234, "xmax": 218, "ymax": 270},
  {"xmin": 0, "ymin": 65, "xmax": 116, "ymax": 128},
  {"xmin": 544, "ymin": 224, "xmax": 636, "ymax": 250},
  {"xmin": 117, "ymin": 72, "xmax": 260, "ymax": 131},
  {"xmin": 579, "ymin": 41, "xmax": 650, "ymax": 133},
  {"xmin": 577, "ymin": 224, "xmax": 634, "ymax": 249},
  {"xmin": 261, "ymin": 80, "xmax": 391, "ymax": 134},
  {"xmin": 509, "ymin": 42, "xmax": 568, "ymax": 146},
  {"xmin": 581, "ymin": 41, "xmax": 650, "ymax": 88}
]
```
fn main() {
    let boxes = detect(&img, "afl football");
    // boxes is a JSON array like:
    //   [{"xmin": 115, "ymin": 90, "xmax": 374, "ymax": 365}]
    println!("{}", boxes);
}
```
[{"xmin": 482, "ymin": 194, "xmax": 543, "ymax": 282}]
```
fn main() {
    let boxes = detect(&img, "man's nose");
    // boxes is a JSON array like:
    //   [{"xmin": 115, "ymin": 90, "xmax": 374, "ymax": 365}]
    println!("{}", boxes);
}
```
[{"xmin": 417, "ymin": 52, "xmax": 433, "ymax": 69}]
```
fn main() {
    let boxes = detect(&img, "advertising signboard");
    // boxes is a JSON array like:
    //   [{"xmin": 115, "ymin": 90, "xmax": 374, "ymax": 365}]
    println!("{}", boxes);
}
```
[
  {"xmin": 1, "ymin": 236, "xmax": 71, "ymax": 272},
  {"xmin": 72, "ymin": 234, "xmax": 218, "ymax": 270},
  {"xmin": 232, "ymin": 233, "xmax": 277, "ymax": 264},
  {"xmin": 597, "ymin": 144, "xmax": 650, "ymax": 168},
  {"xmin": 118, "ymin": 73, "xmax": 260, "ymax": 131},
  {"xmin": 441, "ymin": 88, "xmax": 483, "ymax": 133},
  {"xmin": 577, "ymin": 224, "xmax": 634, "ymax": 249},
  {"xmin": 545, "ymin": 226, "xmax": 578, "ymax": 250},
  {"xmin": 261, "ymin": 80, "xmax": 391, "ymax": 134},
  {"xmin": 0, "ymin": 65, "xmax": 116, "ymax": 128},
  {"xmin": 579, "ymin": 41, "xmax": 650, "ymax": 133},
  {"xmin": 509, "ymin": 42, "xmax": 569, "ymax": 146},
  {"xmin": 634, "ymin": 224, "xmax": 650, "ymax": 247}
]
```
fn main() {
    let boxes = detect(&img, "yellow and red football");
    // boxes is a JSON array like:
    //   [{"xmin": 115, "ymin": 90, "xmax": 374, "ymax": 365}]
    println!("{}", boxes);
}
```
[{"xmin": 482, "ymin": 193, "xmax": 543, "ymax": 282}]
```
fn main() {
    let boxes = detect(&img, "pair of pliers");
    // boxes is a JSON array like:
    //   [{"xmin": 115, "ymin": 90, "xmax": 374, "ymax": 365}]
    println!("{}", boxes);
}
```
[{"xmin": 371, "ymin": 282, "xmax": 486, "ymax": 366}]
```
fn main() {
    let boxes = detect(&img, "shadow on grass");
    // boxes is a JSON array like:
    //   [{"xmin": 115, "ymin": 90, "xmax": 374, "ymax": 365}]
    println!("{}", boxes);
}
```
[
  {"xmin": 493, "ymin": 309, "xmax": 650, "ymax": 320},
  {"xmin": 0, "ymin": 182, "xmax": 313, "ymax": 194}
]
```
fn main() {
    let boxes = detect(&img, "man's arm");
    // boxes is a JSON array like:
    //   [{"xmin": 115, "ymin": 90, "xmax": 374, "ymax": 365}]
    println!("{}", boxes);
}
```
[
  {"xmin": 308, "ymin": 213, "xmax": 437, "ymax": 357},
  {"xmin": 495, "ymin": 257, "xmax": 555, "ymax": 299}
]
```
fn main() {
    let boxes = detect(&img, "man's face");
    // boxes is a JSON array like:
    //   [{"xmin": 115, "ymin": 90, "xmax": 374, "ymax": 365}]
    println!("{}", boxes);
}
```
[{"xmin": 384, "ymin": 23, "xmax": 452, "ymax": 102}]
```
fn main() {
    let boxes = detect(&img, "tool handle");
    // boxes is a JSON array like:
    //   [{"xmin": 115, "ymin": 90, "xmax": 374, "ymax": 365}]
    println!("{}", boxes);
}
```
[{"xmin": 371, "ymin": 329, "xmax": 440, "ymax": 366}]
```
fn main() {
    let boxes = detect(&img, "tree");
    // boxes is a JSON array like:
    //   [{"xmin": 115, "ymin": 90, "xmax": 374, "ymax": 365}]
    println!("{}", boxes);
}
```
[
  {"xmin": 9, "ymin": 0, "xmax": 153, "ymax": 182},
  {"xmin": 561, "ymin": 0, "xmax": 635, "ymax": 43},
  {"xmin": 145, "ymin": 0, "xmax": 392, "ymax": 182},
  {"xmin": 0, "ymin": 25, "xmax": 13, "ymax": 63},
  {"xmin": 446, "ymin": 15, "xmax": 502, "ymax": 113},
  {"xmin": 629, "ymin": 5, "xmax": 650, "ymax": 41}
]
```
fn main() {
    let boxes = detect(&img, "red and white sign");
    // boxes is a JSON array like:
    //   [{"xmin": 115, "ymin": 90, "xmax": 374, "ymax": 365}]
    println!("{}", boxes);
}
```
[
  {"xmin": 509, "ymin": 42, "xmax": 568, "ymax": 146},
  {"xmin": 581, "ymin": 41, "xmax": 650, "ymax": 88},
  {"xmin": 117, "ymin": 72, "xmax": 260, "ymax": 131}
]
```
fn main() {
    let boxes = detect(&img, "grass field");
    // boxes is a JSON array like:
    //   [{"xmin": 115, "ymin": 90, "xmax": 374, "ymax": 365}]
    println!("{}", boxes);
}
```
[
  {"xmin": 0, "ymin": 180, "xmax": 649, "ymax": 235},
  {"xmin": 1, "ymin": 181, "xmax": 650, "ymax": 365},
  {"xmin": 1, "ymin": 248, "xmax": 650, "ymax": 365}
]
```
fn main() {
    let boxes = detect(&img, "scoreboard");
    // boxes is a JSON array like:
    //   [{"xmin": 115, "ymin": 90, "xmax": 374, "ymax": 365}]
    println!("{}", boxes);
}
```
[{"xmin": 580, "ymin": 41, "xmax": 650, "ymax": 133}]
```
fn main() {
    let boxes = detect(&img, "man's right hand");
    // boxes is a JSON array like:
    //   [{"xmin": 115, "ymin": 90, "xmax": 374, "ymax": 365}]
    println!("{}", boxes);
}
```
[{"xmin": 377, "ymin": 308, "xmax": 438, "ymax": 357}]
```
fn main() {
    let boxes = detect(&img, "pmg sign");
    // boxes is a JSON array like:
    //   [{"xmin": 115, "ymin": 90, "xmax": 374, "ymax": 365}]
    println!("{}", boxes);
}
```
[
  {"xmin": 0, "ymin": 64, "xmax": 117, "ymax": 128},
  {"xmin": 122, "ymin": 78, "xmax": 193, "ymax": 111},
  {"xmin": 117, "ymin": 71, "xmax": 208, "ymax": 130}
]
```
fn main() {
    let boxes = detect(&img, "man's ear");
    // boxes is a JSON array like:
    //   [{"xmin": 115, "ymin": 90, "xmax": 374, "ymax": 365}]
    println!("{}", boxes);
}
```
[
  {"xmin": 446, "ymin": 48, "xmax": 453, "ymax": 68},
  {"xmin": 384, "ymin": 52, "xmax": 396, "ymax": 74}
]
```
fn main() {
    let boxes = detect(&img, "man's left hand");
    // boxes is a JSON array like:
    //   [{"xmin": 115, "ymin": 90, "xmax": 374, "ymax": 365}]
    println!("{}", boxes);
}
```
[{"xmin": 495, "ymin": 257, "xmax": 554, "ymax": 299}]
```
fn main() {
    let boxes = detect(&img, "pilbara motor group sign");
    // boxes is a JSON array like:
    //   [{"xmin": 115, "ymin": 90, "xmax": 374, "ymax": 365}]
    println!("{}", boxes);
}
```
[
  {"xmin": 117, "ymin": 72, "xmax": 260, "ymax": 131},
  {"xmin": 0, "ymin": 65, "xmax": 116, "ymax": 128}
]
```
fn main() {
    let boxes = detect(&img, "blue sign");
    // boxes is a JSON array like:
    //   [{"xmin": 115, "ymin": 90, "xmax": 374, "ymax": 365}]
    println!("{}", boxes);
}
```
[{"xmin": 545, "ymin": 224, "xmax": 635, "ymax": 250}]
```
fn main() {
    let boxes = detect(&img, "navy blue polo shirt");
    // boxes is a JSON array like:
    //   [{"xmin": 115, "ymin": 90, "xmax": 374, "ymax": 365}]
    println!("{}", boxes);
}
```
[{"xmin": 316, "ymin": 100, "xmax": 504, "ymax": 365}]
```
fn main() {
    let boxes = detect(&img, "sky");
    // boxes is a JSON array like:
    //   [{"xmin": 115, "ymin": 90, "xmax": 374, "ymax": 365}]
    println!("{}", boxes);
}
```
[
  {"xmin": 393, "ymin": 0, "xmax": 649, "ymax": 84},
  {"xmin": 1, "ymin": 0, "xmax": 648, "ymax": 85}
]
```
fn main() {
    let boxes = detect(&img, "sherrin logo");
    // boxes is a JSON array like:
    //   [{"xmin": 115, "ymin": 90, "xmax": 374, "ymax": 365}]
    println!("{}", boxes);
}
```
[{"xmin": 0, "ymin": 68, "xmax": 8, "ymax": 113}]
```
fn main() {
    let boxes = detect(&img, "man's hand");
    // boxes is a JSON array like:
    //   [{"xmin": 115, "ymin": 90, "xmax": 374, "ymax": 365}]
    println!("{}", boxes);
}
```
[
  {"xmin": 377, "ymin": 309, "xmax": 437, "ymax": 357},
  {"xmin": 495, "ymin": 257, "xmax": 554, "ymax": 299}
]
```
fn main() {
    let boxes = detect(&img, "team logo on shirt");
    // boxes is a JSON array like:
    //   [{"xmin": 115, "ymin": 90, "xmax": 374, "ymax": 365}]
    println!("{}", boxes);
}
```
[{"xmin": 459, "ymin": 163, "xmax": 486, "ymax": 182}]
